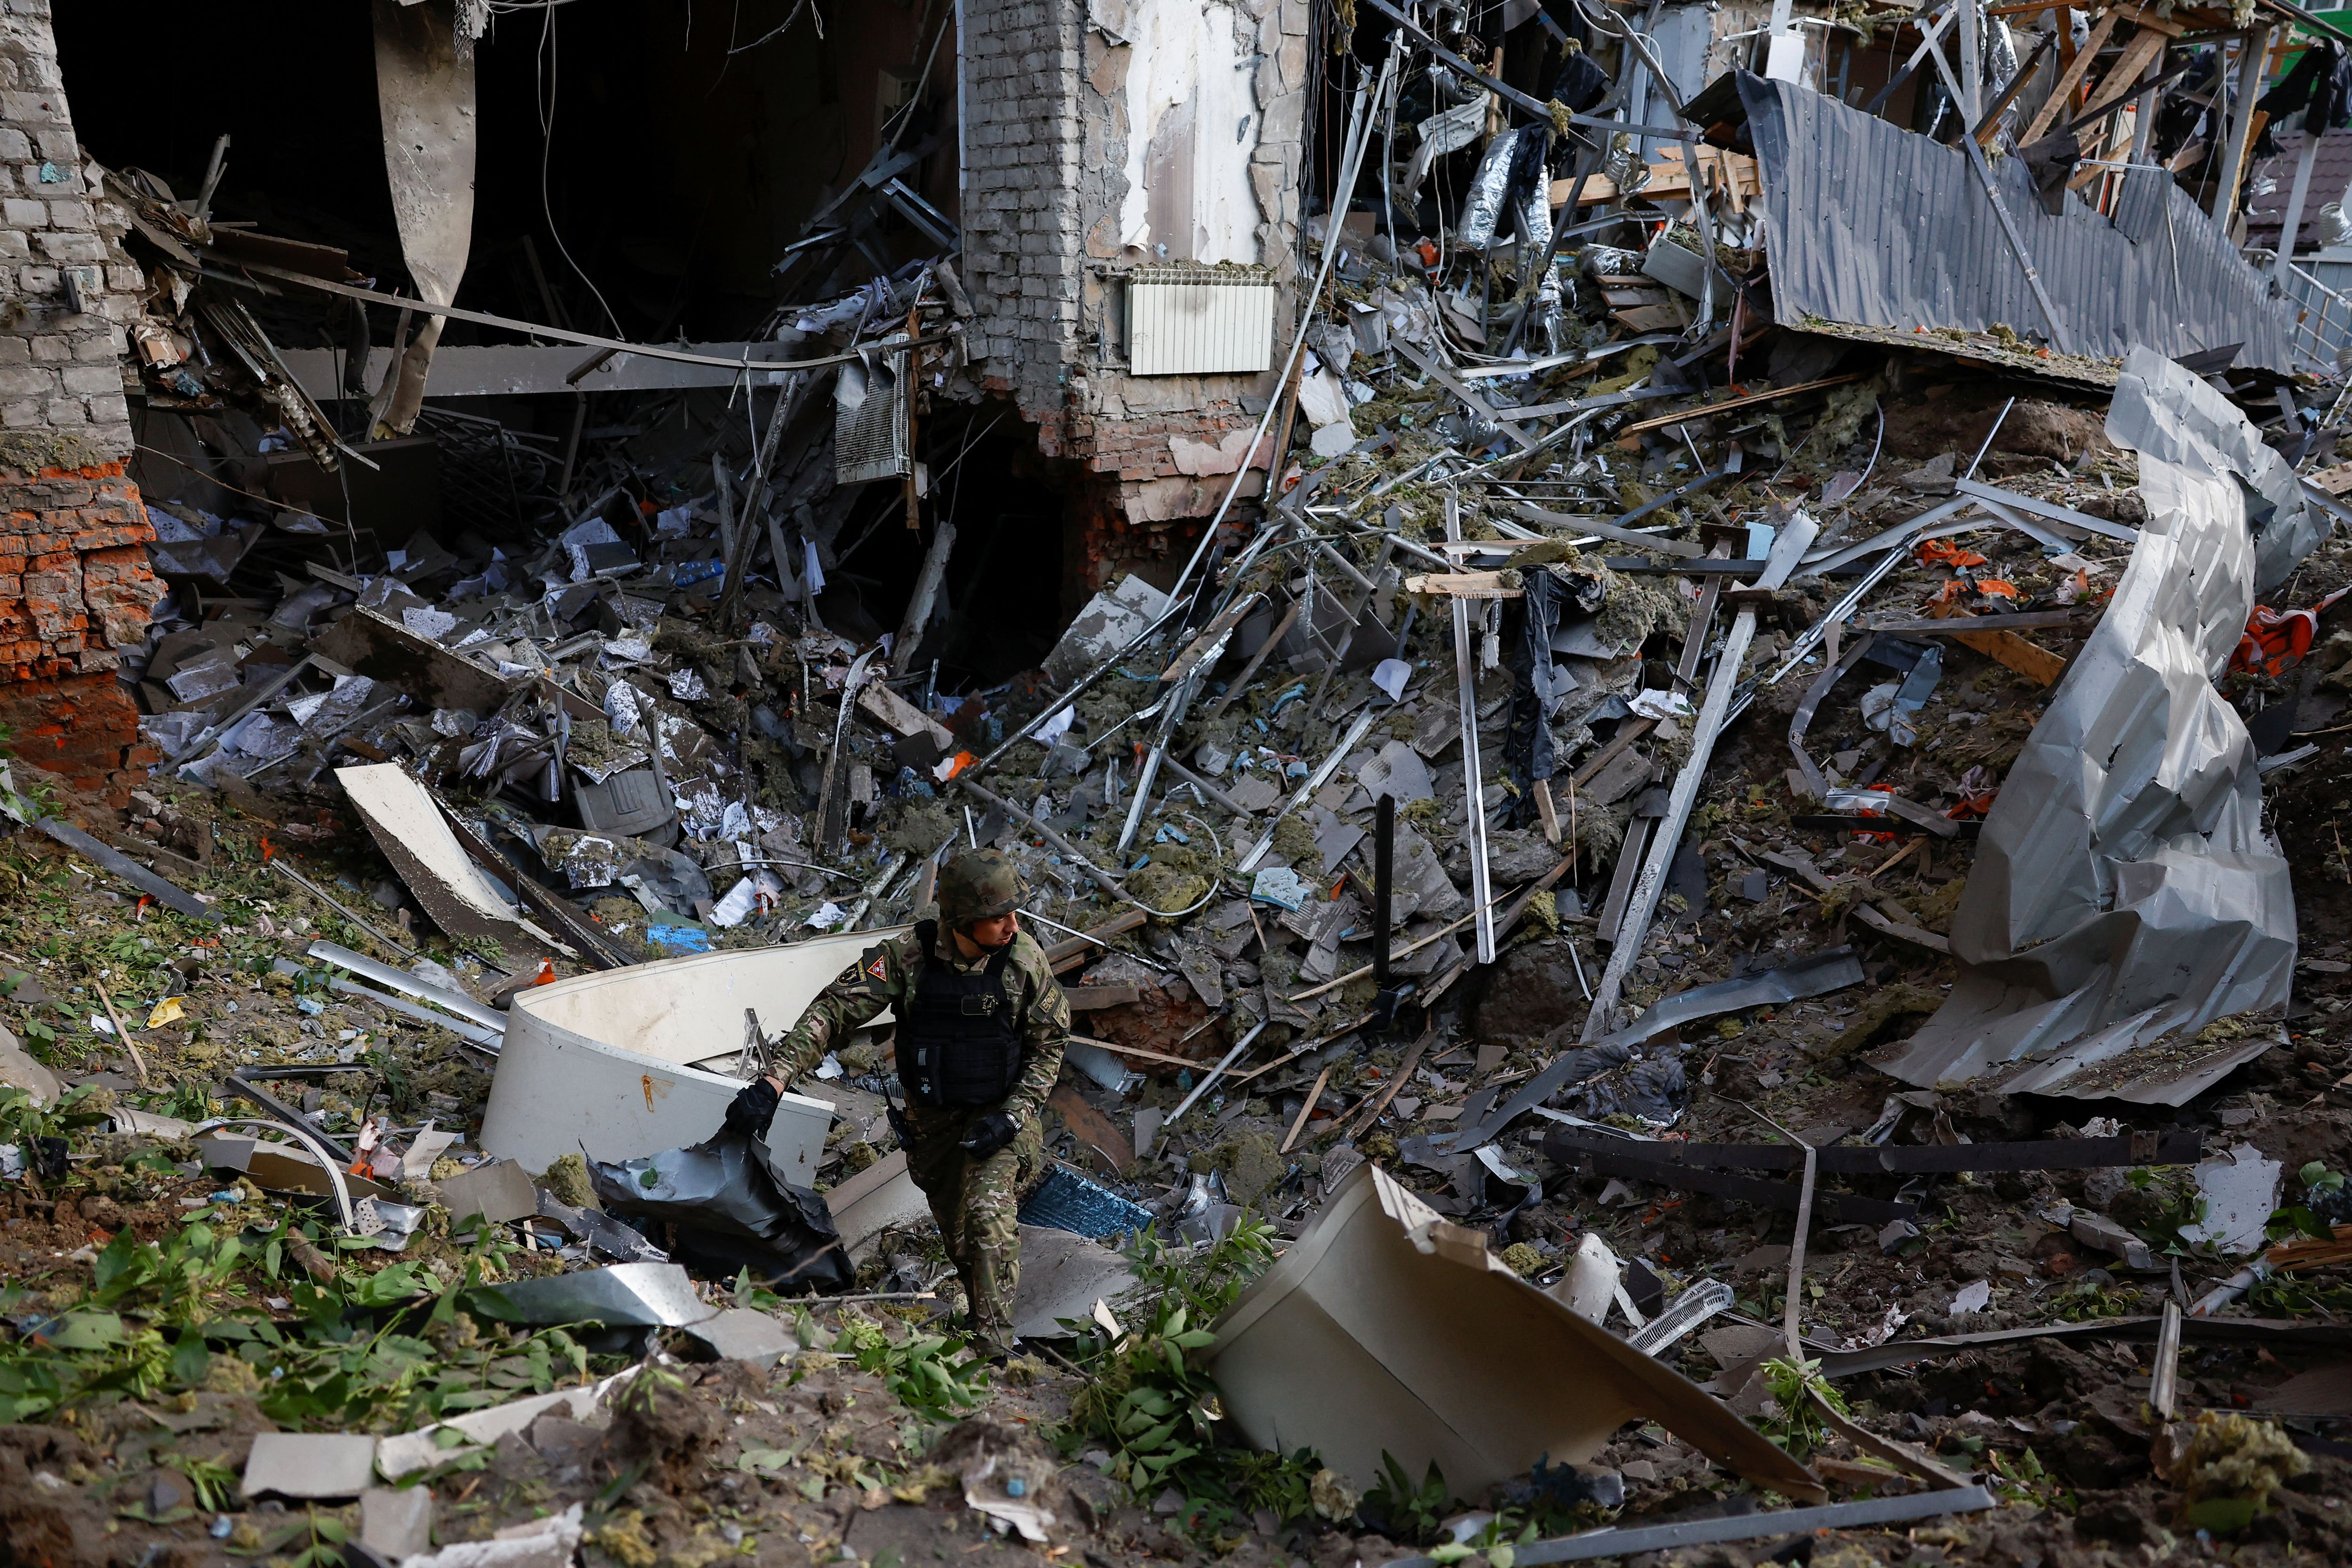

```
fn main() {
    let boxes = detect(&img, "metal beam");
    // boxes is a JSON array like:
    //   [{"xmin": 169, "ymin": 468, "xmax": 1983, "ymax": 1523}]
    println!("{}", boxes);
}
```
[{"xmin": 279, "ymin": 342, "xmax": 802, "ymax": 400}]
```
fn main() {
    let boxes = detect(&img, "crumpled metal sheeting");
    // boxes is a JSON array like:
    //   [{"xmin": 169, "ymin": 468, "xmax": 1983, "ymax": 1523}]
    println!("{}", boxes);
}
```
[
  {"xmin": 1457, "ymin": 126, "xmax": 1552, "ymax": 254},
  {"xmin": 1447, "ymin": 947, "xmax": 1866, "ymax": 1153},
  {"xmin": 1733, "ymin": 73, "xmax": 2301, "ymax": 375},
  {"xmin": 467, "ymin": 1261, "xmax": 713, "ymax": 1328},
  {"xmin": 1537, "ymin": 1041, "xmax": 1687, "ymax": 1126},
  {"xmin": 1878, "ymin": 348, "xmax": 2295, "ymax": 1106},
  {"xmin": 2106, "ymin": 350, "xmax": 2333, "ymax": 594}
]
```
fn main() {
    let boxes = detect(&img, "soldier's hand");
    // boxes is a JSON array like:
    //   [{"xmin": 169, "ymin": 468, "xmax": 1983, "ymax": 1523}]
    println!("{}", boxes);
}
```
[
  {"xmin": 958, "ymin": 1111, "xmax": 1018, "ymax": 1160},
  {"xmin": 725, "ymin": 1075, "xmax": 783, "ymax": 1136}
]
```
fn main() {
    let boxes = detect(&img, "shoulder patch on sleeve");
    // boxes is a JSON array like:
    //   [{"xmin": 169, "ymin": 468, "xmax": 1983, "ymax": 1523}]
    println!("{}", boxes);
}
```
[{"xmin": 864, "ymin": 951, "xmax": 890, "ymax": 984}]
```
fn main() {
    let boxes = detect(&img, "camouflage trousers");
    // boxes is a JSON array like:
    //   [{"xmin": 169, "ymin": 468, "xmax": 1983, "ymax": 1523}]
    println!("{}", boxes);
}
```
[{"xmin": 900, "ymin": 1105, "xmax": 1044, "ymax": 1351}]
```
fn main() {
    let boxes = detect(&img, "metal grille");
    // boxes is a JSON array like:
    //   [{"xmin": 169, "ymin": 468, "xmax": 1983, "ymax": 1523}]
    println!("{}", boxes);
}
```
[
  {"xmin": 834, "ymin": 342, "xmax": 910, "ymax": 485},
  {"xmin": 1127, "ymin": 264, "xmax": 1277, "ymax": 376},
  {"xmin": 2284, "ymin": 258, "xmax": 2352, "ymax": 375},
  {"xmin": 413, "ymin": 406, "xmax": 560, "ymax": 536}
]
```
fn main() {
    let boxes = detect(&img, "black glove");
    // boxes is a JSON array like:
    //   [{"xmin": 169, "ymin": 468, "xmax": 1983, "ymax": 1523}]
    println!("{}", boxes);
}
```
[
  {"xmin": 958, "ymin": 1110, "xmax": 1019, "ymax": 1161},
  {"xmin": 725, "ymin": 1076, "xmax": 782, "ymax": 1137}
]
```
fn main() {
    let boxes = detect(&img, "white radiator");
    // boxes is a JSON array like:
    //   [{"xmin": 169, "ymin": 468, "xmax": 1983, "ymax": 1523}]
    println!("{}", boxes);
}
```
[{"xmin": 1127, "ymin": 264, "xmax": 1277, "ymax": 376}]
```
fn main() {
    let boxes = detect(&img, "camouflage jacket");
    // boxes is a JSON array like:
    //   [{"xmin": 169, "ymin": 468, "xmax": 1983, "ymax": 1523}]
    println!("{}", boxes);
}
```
[{"xmin": 777, "ymin": 925, "xmax": 1069, "ymax": 1128}]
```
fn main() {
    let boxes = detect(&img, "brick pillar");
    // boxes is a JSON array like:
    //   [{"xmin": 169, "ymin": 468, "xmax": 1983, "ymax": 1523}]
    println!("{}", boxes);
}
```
[
  {"xmin": 962, "ymin": 0, "xmax": 1308, "ymax": 565},
  {"xmin": 961, "ymin": 0, "xmax": 1087, "ymax": 439},
  {"xmin": 0, "ymin": 0, "xmax": 158, "ymax": 804}
]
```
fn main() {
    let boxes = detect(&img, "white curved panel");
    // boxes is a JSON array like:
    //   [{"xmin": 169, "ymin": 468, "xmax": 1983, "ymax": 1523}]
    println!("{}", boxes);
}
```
[{"xmin": 481, "ymin": 926, "xmax": 908, "ymax": 1175}]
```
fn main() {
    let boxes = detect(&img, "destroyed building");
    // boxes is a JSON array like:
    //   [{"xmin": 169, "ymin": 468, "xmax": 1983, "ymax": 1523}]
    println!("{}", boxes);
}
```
[
  {"xmin": 6, "ymin": 0, "xmax": 1323, "ymax": 810},
  {"xmin": 7, "ymin": 1, "xmax": 2352, "ymax": 1566}
]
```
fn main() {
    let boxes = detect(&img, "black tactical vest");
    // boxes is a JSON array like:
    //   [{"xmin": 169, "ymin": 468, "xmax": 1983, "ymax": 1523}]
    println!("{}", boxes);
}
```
[{"xmin": 896, "ymin": 920, "xmax": 1024, "ymax": 1109}]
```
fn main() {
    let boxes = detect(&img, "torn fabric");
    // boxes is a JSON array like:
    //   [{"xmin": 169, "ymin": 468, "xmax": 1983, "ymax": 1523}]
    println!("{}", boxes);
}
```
[{"xmin": 1876, "ymin": 347, "xmax": 2296, "ymax": 1105}]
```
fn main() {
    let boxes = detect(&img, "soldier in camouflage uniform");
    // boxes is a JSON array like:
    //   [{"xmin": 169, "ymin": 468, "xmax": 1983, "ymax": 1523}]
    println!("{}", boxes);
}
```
[{"xmin": 728, "ymin": 849, "xmax": 1068, "ymax": 1352}]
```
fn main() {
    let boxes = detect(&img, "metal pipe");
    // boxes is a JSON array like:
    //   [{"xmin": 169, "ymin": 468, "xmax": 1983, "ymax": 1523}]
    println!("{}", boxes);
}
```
[
  {"xmin": 1446, "ymin": 488, "xmax": 1497, "ymax": 964},
  {"xmin": 1373, "ymin": 792, "xmax": 1395, "ymax": 991},
  {"xmin": 1583, "ymin": 514, "xmax": 1820, "ymax": 1036}
]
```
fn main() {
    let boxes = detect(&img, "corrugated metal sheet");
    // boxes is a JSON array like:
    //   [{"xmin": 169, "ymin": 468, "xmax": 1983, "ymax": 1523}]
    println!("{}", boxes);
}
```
[{"xmin": 1736, "ymin": 74, "xmax": 2302, "ymax": 375}]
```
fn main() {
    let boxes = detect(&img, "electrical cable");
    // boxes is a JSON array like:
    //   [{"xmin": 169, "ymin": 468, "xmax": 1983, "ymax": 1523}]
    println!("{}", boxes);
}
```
[
  {"xmin": 537, "ymin": 3, "xmax": 625, "ymax": 337},
  {"xmin": 726, "ymin": 0, "xmax": 821, "ymax": 54}
]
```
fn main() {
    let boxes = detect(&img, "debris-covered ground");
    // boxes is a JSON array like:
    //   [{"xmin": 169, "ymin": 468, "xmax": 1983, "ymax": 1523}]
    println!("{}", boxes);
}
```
[{"xmin": 13, "ymin": 3, "xmax": 2352, "ymax": 1567}]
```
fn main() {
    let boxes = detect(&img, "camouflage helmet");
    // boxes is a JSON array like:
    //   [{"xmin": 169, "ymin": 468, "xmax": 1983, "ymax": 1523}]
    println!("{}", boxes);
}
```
[{"xmin": 937, "ymin": 848, "xmax": 1022, "ymax": 926}]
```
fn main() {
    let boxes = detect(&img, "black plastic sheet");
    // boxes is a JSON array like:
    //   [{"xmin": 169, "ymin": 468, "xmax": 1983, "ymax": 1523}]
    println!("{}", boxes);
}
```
[{"xmin": 588, "ymin": 1129, "xmax": 853, "ymax": 1293}]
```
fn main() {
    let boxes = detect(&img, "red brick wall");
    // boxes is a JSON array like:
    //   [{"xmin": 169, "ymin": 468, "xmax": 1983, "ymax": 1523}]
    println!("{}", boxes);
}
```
[
  {"xmin": 0, "ymin": 460, "xmax": 159, "ymax": 801},
  {"xmin": 0, "ymin": 2, "xmax": 157, "ymax": 806},
  {"xmin": 0, "ymin": 667, "xmax": 151, "ymax": 802}
]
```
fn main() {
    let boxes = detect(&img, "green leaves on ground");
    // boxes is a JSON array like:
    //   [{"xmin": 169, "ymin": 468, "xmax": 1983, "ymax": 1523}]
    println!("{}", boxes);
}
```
[
  {"xmin": 1364, "ymin": 1452, "xmax": 1451, "ymax": 1544},
  {"xmin": 830, "ymin": 1315, "xmax": 987, "ymax": 1417},
  {"xmin": 1057, "ymin": 1215, "xmax": 1323, "ymax": 1530},
  {"xmin": 1756, "ymin": 1355, "xmax": 1848, "ymax": 1459},
  {"xmin": 3, "ymin": 1208, "xmax": 616, "ymax": 1433}
]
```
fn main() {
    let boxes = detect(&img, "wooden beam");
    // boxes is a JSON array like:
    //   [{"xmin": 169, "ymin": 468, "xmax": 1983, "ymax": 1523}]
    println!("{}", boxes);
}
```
[
  {"xmin": 1976, "ymin": 30, "xmax": 2059, "ymax": 145},
  {"xmin": 2021, "ymin": 9, "xmax": 2121, "ymax": 144},
  {"xmin": 857, "ymin": 680, "xmax": 954, "ymax": 750},
  {"xmin": 1551, "ymin": 149, "xmax": 1760, "ymax": 208},
  {"xmin": 1871, "ymin": 610, "xmax": 2077, "ymax": 635},
  {"xmin": 2070, "ymin": 29, "xmax": 2174, "ymax": 129},
  {"xmin": 1941, "ymin": 622, "xmax": 2068, "ymax": 685},
  {"xmin": 1403, "ymin": 571, "xmax": 1524, "ymax": 599},
  {"xmin": 1616, "ymin": 373, "xmax": 1863, "ymax": 437},
  {"xmin": 2112, "ymin": 2, "xmax": 2187, "ymax": 40}
]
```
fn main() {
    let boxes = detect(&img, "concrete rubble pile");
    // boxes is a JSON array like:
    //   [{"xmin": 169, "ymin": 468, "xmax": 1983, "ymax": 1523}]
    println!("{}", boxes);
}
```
[{"xmin": 7, "ymin": 1, "xmax": 2352, "ymax": 1566}]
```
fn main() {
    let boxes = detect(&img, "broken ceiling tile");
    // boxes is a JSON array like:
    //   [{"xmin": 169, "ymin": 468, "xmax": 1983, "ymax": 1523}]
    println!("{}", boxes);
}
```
[{"xmin": 240, "ymin": 1432, "xmax": 379, "ymax": 1501}]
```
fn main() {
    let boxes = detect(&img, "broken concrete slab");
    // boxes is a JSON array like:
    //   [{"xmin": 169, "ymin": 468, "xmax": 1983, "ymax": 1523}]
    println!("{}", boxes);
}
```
[
  {"xmin": 361, "ymin": 1485, "xmax": 435, "ymax": 1560},
  {"xmin": 827, "ymin": 1147, "xmax": 932, "ymax": 1261},
  {"xmin": 438, "ymin": 1157, "xmax": 537, "ymax": 1227},
  {"xmin": 1357, "ymin": 738, "xmax": 1433, "ymax": 804},
  {"xmin": 2182, "ymin": 1143, "xmax": 2285, "ymax": 1258},
  {"xmin": 1043, "ymin": 574, "xmax": 1170, "ymax": 687},
  {"xmin": 398, "ymin": 1502, "xmax": 584, "ymax": 1568},
  {"xmin": 377, "ymin": 1368, "xmax": 643, "ymax": 1479},
  {"xmin": 2068, "ymin": 1209, "xmax": 2156, "ymax": 1270},
  {"xmin": 310, "ymin": 603, "xmax": 523, "ymax": 715},
  {"xmin": 0, "ymin": 1020, "xmax": 63, "ymax": 1106}
]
